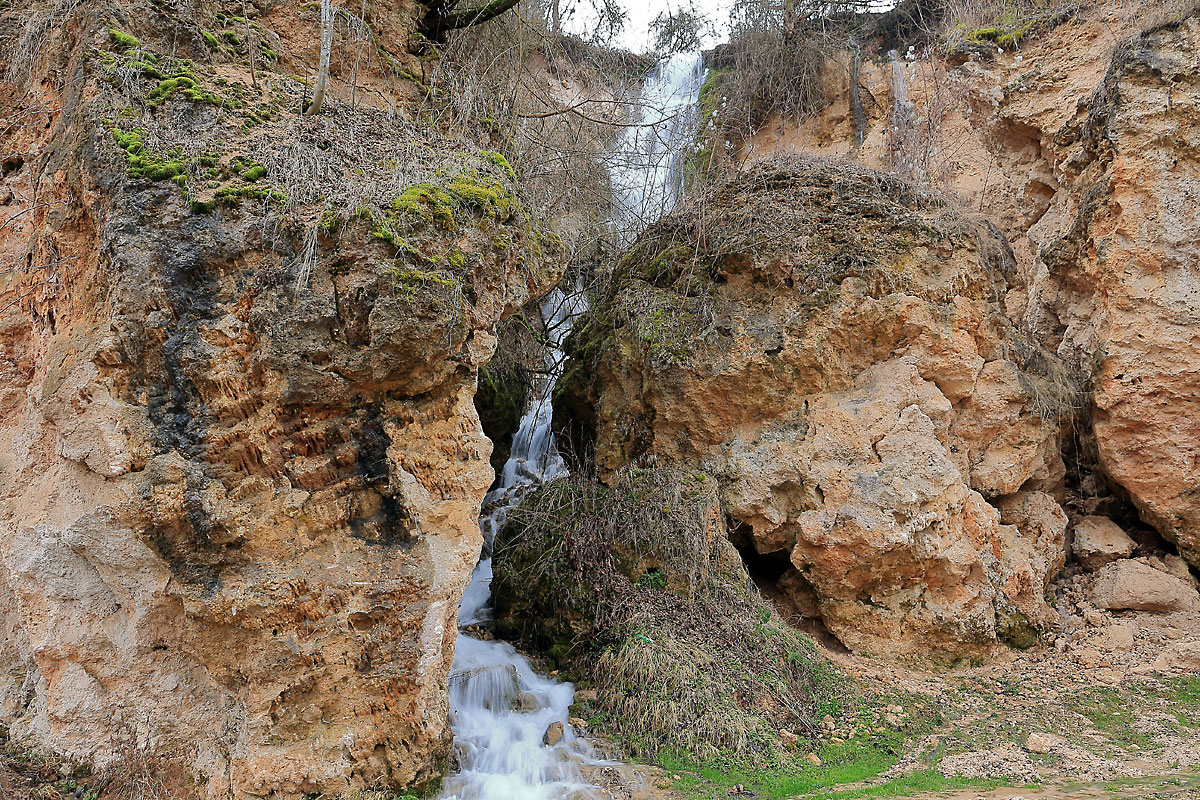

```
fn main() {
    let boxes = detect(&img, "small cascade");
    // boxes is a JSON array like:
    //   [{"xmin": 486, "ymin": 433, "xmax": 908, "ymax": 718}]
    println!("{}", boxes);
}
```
[
  {"xmin": 441, "ymin": 50, "xmax": 707, "ymax": 800},
  {"xmin": 609, "ymin": 51, "xmax": 707, "ymax": 244}
]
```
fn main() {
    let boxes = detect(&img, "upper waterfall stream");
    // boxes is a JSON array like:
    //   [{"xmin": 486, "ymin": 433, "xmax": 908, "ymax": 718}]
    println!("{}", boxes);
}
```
[{"xmin": 441, "ymin": 51, "xmax": 706, "ymax": 800}]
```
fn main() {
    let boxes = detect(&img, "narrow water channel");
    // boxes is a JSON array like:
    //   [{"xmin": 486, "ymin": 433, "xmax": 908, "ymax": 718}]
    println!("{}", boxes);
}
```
[{"xmin": 441, "ymin": 50, "xmax": 707, "ymax": 800}]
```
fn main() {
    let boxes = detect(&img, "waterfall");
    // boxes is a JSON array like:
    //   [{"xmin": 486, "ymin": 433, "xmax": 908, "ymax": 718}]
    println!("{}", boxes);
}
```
[
  {"xmin": 440, "ymin": 50, "xmax": 707, "ymax": 800},
  {"xmin": 609, "ymin": 51, "xmax": 707, "ymax": 244}
]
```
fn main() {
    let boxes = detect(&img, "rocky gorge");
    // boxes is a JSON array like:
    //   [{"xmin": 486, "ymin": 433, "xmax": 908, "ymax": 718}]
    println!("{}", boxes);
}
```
[{"xmin": 0, "ymin": 0, "xmax": 1198, "ymax": 798}]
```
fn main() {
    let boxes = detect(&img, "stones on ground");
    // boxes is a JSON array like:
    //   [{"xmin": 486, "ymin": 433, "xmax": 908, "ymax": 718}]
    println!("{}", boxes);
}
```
[
  {"xmin": 779, "ymin": 729, "xmax": 799, "ymax": 747},
  {"xmin": 937, "ymin": 743, "xmax": 1040, "ymax": 783},
  {"xmin": 804, "ymin": 752, "xmax": 822, "ymax": 767},
  {"xmin": 1153, "ymin": 641, "xmax": 1200, "ymax": 674},
  {"xmin": 1088, "ymin": 558, "xmax": 1200, "ymax": 612},
  {"xmin": 568, "ymin": 716, "xmax": 587, "ymax": 729},
  {"xmin": 1072, "ymin": 516, "xmax": 1137, "ymax": 571},
  {"xmin": 543, "ymin": 721, "xmax": 564, "ymax": 746},
  {"xmin": 1025, "ymin": 732, "xmax": 1066, "ymax": 754}
]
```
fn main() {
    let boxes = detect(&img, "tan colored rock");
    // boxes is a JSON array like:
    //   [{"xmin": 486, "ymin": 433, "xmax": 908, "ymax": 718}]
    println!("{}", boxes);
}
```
[
  {"xmin": 1025, "ymin": 732, "xmax": 1066, "ymax": 755},
  {"xmin": 1072, "ymin": 517, "xmax": 1137, "ymax": 571},
  {"xmin": 0, "ymin": 16, "xmax": 563, "ymax": 799},
  {"xmin": 543, "ymin": 721, "xmax": 565, "ymax": 747},
  {"xmin": 1152, "ymin": 641, "xmax": 1200, "ymax": 674},
  {"xmin": 1091, "ymin": 623, "xmax": 1136, "ymax": 652},
  {"xmin": 1088, "ymin": 560, "xmax": 1200, "ymax": 613},
  {"xmin": 779, "ymin": 728, "xmax": 799, "ymax": 747},
  {"xmin": 738, "ymin": 4, "xmax": 1200, "ymax": 570},
  {"xmin": 804, "ymin": 752, "xmax": 822, "ymax": 767},
  {"xmin": 569, "ymin": 159, "xmax": 1069, "ymax": 656}
]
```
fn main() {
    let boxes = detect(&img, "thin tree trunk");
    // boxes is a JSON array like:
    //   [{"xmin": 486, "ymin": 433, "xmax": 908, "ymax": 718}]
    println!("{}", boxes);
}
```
[
  {"xmin": 551, "ymin": 0, "xmax": 561, "ymax": 36},
  {"xmin": 306, "ymin": 0, "xmax": 334, "ymax": 116}
]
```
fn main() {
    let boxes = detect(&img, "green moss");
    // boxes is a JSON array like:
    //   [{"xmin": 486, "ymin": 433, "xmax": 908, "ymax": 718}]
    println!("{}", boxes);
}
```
[
  {"xmin": 448, "ymin": 170, "xmax": 517, "ymax": 221},
  {"xmin": 201, "ymin": 30, "xmax": 220, "ymax": 49},
  {"xmin": 110, "ymin": 127, "xmax": 188, "ymax": 181},
  {"xmin": 240, "ymin": 164, "xmax": 266, "ymax": 181},
  {"xmin": 109, "ymin": 29, "xmax": 141, "ymax": 51},
  {"xmin": 446, "ymin": 250, "xmax": 467, "ymax": 270},
  {"xmin": 189, "ymin": 198, "xmax": 216, "ymax": 214},
  {"xmin": 996, "ymin": 611, "xmax": 1041, "ymax": 650},
  {"xmin": 222, "ymin": 30, "xmax": 240, "ymax": 45},
  {"xmin": 259, "ymin": 46, "xmax": 277, "ymax": 61},
  {"xmin": 968, "ymin": 26, "xmax": 1001, "ymax": 41},
  {"xmin": 493, "ymin": 231, "xmax": 512, "ymax": 250},
  {"xmin": 477, "ymin": 149, "xmax": 517, "ymax": 181},
  {"xmin": 387, "ymin": 266, "xmax": 463, "ymax": 303},
  {"xmin": 389, "ymin": 183, "xmax": 456, "ymax": 229},
  {"xmin": 214, "ymin": 183, "xmax": 286, "ymax": 206},
  {"xmin": 997, "ymin": 21, "xmax": 1034, "ymax": 47},
  {"xmin": 147, "ymin": 75, "xmax": 197, "ymax": 101}
]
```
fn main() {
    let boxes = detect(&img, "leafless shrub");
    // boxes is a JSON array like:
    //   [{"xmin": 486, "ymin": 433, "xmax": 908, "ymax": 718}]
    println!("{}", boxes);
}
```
[
  {"xmin": 2, "ymin": 0, "xmax": 80, "ymax": 92},
  {"xmin": 430, "ymin": 3, "xmax": 653, "ymax": 254},
  {"xmin": 885, "ymin": 50, "xmax": 967, "ymax": 188}
]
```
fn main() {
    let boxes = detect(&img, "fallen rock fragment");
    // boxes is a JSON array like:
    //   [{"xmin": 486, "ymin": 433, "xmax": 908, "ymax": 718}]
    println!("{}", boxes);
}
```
[
  {"xmin": 1088, "ymin": 559, "xmax": 1200, "ymax": 613},
  {"xmin": 1072, "ymin": 516, "xmax": 1137, "ymax": 571}
]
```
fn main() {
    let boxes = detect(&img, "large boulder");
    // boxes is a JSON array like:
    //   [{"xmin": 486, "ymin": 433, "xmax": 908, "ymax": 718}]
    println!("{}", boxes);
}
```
[
  {"xmin": 1088, "ymin": 559, "xmax": 1200, "ymax": 613},
  {"xmin": 563, "ymin": 158, "xmax": 1071, "ymax": 657},
  {"xmin": 1072, "ymin": 516, "xmax": 1137, "ymax": 571}
]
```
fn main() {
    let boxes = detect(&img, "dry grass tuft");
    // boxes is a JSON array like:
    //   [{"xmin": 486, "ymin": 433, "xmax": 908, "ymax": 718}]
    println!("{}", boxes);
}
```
[{"xmin": 493, "ymin": 466, "xmax": 845, "ymax": 765}]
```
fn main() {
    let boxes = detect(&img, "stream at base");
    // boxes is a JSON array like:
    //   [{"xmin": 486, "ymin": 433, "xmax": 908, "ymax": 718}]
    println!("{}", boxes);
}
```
[{"xmin": 440, "ymin": 50, "xmax": 707, "ymax": 800}]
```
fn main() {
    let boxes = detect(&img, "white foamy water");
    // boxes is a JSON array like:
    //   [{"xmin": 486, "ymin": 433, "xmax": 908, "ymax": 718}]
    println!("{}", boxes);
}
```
[
  {"xmin": 609, "ymin": 51, "xmax": 707, "ymax": 244},
  {"xmin": 441, "ymin": 51, "xmax": 707, "ymax": 800}
]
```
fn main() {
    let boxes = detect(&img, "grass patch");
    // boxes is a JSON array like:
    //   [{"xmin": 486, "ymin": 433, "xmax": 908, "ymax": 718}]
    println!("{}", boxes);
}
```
[
  {"xmin": 1068, "ymin": 687, "xmax": 1156, "ymax": 750},
  {"xmin": 658, "ymin": 694, "xmax": 1000, "ymax": 799}
]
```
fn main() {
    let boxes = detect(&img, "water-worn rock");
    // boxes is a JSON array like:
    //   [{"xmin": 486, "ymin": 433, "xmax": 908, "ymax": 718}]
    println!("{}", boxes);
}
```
[
  {"xmin": 0, "ymin": 13, "xmax": 561, "ymax": 798},
  {"xmin": 565, "ymin": 158, "xmax": 1071, "ymax": 656},
  {"xmin": 1072, "ymin": 516, "xmax": 1137, "ymax": 571},
  {"xmin": 1088, "ymin": 560, "xmax": 1200, "ymax": 613},
  {"xmin": 543, "ymin": 721, "xmax": 565, "ymax": 746}
]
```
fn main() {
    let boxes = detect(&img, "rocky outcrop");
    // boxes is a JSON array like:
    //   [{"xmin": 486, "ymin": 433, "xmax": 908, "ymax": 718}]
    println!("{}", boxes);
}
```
[
  {"xmin": 740, "ymin": 3, "xmax": 1200, "ymax": 573},
  {"xmin": 564, "ymin": 158, "xmax": 1071, "ymax": 657},
  {"xmin": 1028, "ymin": 14, "xmax": 1200, "ymax": 567},
  {"xmin": 0, "ymin": 5, "xmax": 561, "ymax": 797}
]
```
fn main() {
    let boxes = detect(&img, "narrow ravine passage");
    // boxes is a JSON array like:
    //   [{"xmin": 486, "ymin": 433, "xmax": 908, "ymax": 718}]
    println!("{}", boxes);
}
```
[{"xmin": 440, "ymin": 50, "xmax": 707, "ymax": 800}]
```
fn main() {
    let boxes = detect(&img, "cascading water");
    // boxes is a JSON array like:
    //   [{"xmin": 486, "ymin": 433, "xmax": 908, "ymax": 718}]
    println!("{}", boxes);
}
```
[{"xmin": 441, "ymin": 50, "xmax": 707, "ymax": 800}]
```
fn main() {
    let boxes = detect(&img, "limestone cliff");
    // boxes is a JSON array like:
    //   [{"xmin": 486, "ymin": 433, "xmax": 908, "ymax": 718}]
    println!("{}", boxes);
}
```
[
  {"xmin": 0, "ymin": 1, "xmax": 562, "ymax": 796},
  {"xmin": 562, "ymin": 158, "xmax": 1071, "ymax": 656},
  {"xmin": 737, "ymin": 1, "xmax": 1200, "ymax": 570}
]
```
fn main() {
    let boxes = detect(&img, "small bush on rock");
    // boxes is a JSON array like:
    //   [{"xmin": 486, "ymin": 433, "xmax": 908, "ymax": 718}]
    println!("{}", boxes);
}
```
[{"xmin": 492, "ymin": 466, "xmax": 845, "ymax": 765}]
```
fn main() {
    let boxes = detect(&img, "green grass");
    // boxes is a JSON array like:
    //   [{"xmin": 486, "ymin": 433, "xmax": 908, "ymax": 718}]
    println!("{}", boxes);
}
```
[
  {"xmin": 1068, "ymin": 687, "xmax": 1156, "ymax": 750},
  {"xmin": 656, "ymin": 693, "xmax": 1008, "ymax": 800}
]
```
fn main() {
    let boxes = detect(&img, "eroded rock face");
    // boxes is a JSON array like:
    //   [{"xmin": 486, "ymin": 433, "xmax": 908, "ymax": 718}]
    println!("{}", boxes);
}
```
[
  {"xmin": 566, "ymin": 159, "xmax": 1070, "ymax": 656},
  {"xmin": 0, "ymin": 11, "xmax": 561, "ymax": 798},
  {"xmin": 1028, "ymin": 15, "xmax": 1200, "ymax": 567}
]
